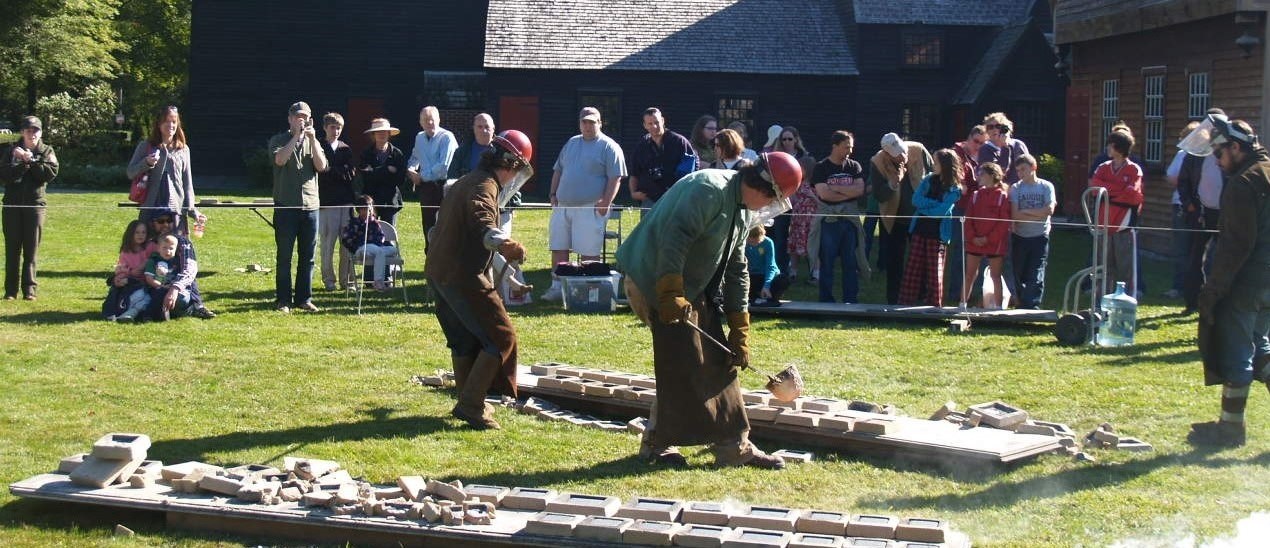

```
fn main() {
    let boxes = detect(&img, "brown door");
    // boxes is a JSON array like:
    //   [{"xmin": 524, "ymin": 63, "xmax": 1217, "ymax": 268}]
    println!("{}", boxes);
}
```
[
  {"xmin": 346, "ymin": 97, "xmax": 385, "ymax": 157},
  {"xmin": 1063, "ymin": 86, "xmax": 1091, "ymax": 216},
  {"xmin": 498, "ymin": 95, "xmax": 540, "ymax": 192}
]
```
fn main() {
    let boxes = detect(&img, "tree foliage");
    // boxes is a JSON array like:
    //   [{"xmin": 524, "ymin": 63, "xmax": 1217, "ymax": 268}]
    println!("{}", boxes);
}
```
[
  {"xmin": 116, "ymin": 0, "xmax": 191, "ymax": 133},
  {"xmin": 0, "ymin": 0, "xmax": 127, "ymax": 114}
]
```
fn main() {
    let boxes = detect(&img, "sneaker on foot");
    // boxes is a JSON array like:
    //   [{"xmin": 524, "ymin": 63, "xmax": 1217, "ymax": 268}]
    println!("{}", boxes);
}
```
[
  {"xmin": 275, "ymin": 302, "xmax": 291, "ymax": 313},
  {"xmin": 190, "ymin": 306, "xmax": 216, "ymax": 320},
  {"xmin": 540, "ymin": 286, "xmax": 563, "ymax": 302},
  {"xmin": 296, "ymin": 301, "xmax": 320, "ymax": 312},
  {"xmin": 1187, "ymin": 420, "xmax": 1246, "ymax": 447}
]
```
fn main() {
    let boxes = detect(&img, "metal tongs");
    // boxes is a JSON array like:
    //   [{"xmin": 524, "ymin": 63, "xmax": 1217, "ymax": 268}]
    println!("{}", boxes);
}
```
[{"xmin": 684, "ymin": 320, "xmax": 804, "ymax": 402}]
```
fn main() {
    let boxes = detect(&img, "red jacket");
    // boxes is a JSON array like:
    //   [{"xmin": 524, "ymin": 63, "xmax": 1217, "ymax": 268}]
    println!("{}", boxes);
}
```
[
  {"xmin": 964, "ymin": 186, "xmax": 1012, "ymax": 256},
  {"xmin": 1089, "ymin": 160, "xmax": 1144, "ymax": 233}
]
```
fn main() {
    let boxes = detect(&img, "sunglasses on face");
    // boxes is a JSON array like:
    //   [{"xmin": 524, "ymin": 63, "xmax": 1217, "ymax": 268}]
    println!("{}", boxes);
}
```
[{"xmin": 781, "ymin": 137, "xmax": 795, "ymax": 142}]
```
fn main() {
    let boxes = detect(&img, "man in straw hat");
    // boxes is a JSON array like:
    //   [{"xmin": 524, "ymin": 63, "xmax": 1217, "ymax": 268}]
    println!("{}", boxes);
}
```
[
  {"xmin": 268, "ymin": 101, "xmax": 328, "ymax": 313},
  {"xmin": 615, "ymin": 152, "xmax": 804, "ymax": 469}
]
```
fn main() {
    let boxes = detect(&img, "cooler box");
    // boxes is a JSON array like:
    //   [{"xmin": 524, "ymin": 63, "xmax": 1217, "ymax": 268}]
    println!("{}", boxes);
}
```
[{"xmin": 562, "ymin": 271, "xmax": 622, "ymax": 312}]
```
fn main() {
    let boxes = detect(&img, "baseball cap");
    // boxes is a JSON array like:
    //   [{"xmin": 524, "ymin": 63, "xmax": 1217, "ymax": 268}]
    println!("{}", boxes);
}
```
[
  {"xmin": 19, "ymin": 116, "xmax": 42, "ymax": 131},
  {"xmin": 881, "ymin": 133, "xmax": 907, "ymax": 157},
  {"xmin": 579, "ymin": 107, "xmax": 601, "ymax": 122},
  {"xmin": 289, "ymin": 101, "xmax": 312, "ymax": 116}
]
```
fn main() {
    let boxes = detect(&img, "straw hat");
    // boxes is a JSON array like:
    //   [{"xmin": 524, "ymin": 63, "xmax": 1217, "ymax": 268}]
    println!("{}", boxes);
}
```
[{"xmin": 364, "ymin": 118, "xmax": 400, "ymax": 136}]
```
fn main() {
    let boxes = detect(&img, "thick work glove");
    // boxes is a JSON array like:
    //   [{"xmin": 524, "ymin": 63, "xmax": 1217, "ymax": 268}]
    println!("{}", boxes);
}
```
[
  {"xmin": 726, "ymin": 312, "xmax": 751, "ymax": 369},
  {"xmin": 654, "ymin": 274, "xmax": 691, "ymax": 324}
]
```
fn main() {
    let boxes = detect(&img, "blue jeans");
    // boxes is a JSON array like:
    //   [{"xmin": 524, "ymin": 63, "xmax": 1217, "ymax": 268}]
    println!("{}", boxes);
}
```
[
  {"xmin": 1011, "ymin": 233, "xmax": 1049, "ymax": 309},
  {"xmin": 274, "ymin": 208, "xmax": 318, "ymax": 306},
  {"xmin": 818, "ymin": 218, "xmax": 859, "ymax": 303},
  {"xmin": 1213, "ymin": 286, "xmax": 1270, "ymax": 386}
]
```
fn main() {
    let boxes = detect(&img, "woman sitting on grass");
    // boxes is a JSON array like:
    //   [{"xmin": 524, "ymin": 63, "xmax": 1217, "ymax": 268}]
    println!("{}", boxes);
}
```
[
  {"xmin": 103, "ymin": 220, "xmax": 154, "ymax": 320},
  {"xmin": 341, "ymin": 195, "xmax": 399, "ymax": 292}
]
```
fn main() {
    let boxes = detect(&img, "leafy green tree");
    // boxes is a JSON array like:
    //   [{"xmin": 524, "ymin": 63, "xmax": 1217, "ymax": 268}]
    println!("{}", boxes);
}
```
[
  {"xmin": 0, "ymin": 0, "xmax": 128, "ymax": 114},
  {"xmin": 116, "ymin": 0, "xmax": 191, "ymax": 133}
]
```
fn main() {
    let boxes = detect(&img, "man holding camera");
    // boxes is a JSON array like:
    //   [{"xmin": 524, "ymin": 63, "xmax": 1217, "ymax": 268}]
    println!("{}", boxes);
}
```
[
  {"xmin": 268, "ymin": 101, "xmax": 328, "ymax": 313},
  {"xmin": 1, "ymin": 116, "xmax": 58, "ymax": 301}
]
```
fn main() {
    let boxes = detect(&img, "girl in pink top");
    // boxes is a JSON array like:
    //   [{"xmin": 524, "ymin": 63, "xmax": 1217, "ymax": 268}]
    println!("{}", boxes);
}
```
[
  {"xmin": 961, "ymin": 163, "xmax": 1012, "ymax": 308},
  {"xmin": 106, "ymin": 220, "xmax": 155, "ymax": 320}
]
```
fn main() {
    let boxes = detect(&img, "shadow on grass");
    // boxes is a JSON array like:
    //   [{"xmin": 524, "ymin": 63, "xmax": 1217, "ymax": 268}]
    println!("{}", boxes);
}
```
[
  {"xmin": 0, "ymin": 310, "xmax": 103, "ymax": 325},
  {"xmin": 147, "ymin": 412, "xmax": 453, "ymax": 465},
  {"xmin": 876, "ymin": 448, "xmax": 1270, "ymax": 511}
]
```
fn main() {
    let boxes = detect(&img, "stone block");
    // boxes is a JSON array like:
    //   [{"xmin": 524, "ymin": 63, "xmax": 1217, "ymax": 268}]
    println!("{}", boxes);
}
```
[
  {"xmin": 769, "ymin": 396, "xmax": 807, "ymax": 410},
  {"xmin": 538, "ymin": 409, "xmax": 573, "ymax": 422},
  {"xmin": 775, "ymin": 409, "xmax": 826, "ymax": 428},
  {"xmin": 225, "ymin": 464, "xmax": 281, "ymax": 480},
  {"xmin": 745, "ymin": 404, "xmax": 783, "ymax": 422},
  {"xmin": 279, "ymin": 486, "xmax": 304, "ymax": 502},
  {"xmin": 802, "ymin": 398, "xmax": 849, "ymax": 413},
  {"xmin": 375, "ymin": 487, "xmax": 406, "ymax": 500},
  {"xmin": 397, "ymin": 475, "xmax": 428, "ymax": 501},
  {"xmin": 465, "ymin": 484, "xmax": 509, "ymax": 505},
  {"xmin": 302, "ymin": 489, "xmax": 333, "ymax": 507},
  {"xmin": 602, "ymin": 372, "xmax": 640, "ymax": 385},
  {"xmin": 1015, "ymin": 423, "xmax": 1058, "ymax": 436},
  {"xmin": 131, "ymin": 460, "xmax": 162, "ymax": 478},
  {"xmin": 442, "ymin": 503, "xmax": 466, "ymax": 525},
  {"xmin": 729, "ymin": 505, "xmax": 798, "ymax": 531},
  {"xmin": 198, "ymin": 474, "xmax": 245, "ymax": 496},
  {"xmin": 743, "ymin": 390, "xmax": 774, "ymax": 406},
  {"xmin": 127, "ymin": 474, "xmax": 153, "ymax": 488},
  {"xmin": 284, "ymin": 457, "xmax": 341, "ymax": 480},
  {"xmin": 562, "ymin": 413, "xmax": 599, "ymax": 427},
  {"xmin": 789, "ymin": 533, "xmax": 848, "ymax": 547},
  {"xmin": 578, "ymin": 368, "xmax": 614, "ymax": 382},
  {"xmin": 616, "ymin": 496, "xmax": 684, "ymax": 521},
  {"xmin": 69, "ymin": 455, "xmax": 143, "ymax": 488},
  {"xmin": 723, "ymin": 528, "xmax": 793, "ymax": 547},
  {"xmin": 675, "ymin": 524, "xmax": 736, "ymax": 547},
  {"xmin": 170, "ymin": 478, "xmax": 201, "ymax": 494},
  {"xmin": 846, "ymin": 514, "xmax": 898, "ymax": 539},
  {"xmin": 623, "ymin": 519, "xmax": 683, "ymax": 546},
  {"xmin": 536, "ymin": 375, "xmax": 567, "ymax": 390},
  {"xmin": 560, "ymin": 378, "xmax": 587, "ymax": 394},
  {"xmin": 236, "ymin": 481, "xmax": 280, "ymax": 503},
  {"xmin": 854, "ymin": 417, "xmax": 900, "ymax": 435},
  {"xmin": 797, "ymin": 510, "xmax": 847, "ymax": 535},
  {"xmin": 315, "ymin": 469, "xmax": 354, "ymax": 485},
  {"xmin": 1116, "ymin": 437, "xmax": 1153, "ymax": 451},
  {"xmin": 819, "ymin": 415, "xmax": 857, "ymax": 433},
  {"xmin": 894, "ymin": 517, "xmax": 947, "ymax": 543},
  {"xmin": 583, "ymin": 382, "xmax": 622, "ymax": 398},
  {"xmin": 682, "ymin": 501, "xmax": 735, "ymax": 526},
  {"xmin": 530, "ymin": 362, "xmax": 564, "ymax": 376},
  {"xmin": 928, "ymin": 402, "xmax": 958, "ymax": 421},
  {"xmin": 1030, "ymin": 420, "xmax": 1076, "ymax": 437},
  {"xmin": 629, "ymin": 375, "xmax": 659, "ymax": 389},
  {"xmin": 573, "ymin": 515, "xmax": 633, "ymax": 542},
  {"xmin": 636, "ymin": 388, "xmax": 658, "ymax": 403},
  {"xmin": 159, "ymin": 461, "xmax": 220, "ymax": 481},
  {"xmin": 464, "ymin": 501, "xmax": 496, "ymax": 524},
  {"xmin": 523, "ymin": 511, "xmax": 586, "ymax": 536},
  {"xmin": 333, "ymin": 483, "xmax": 361, "ymax": 505},
  {"xmin": 894, "ymin": 543, "xmax": 939, "ymax": 548},
  {"xmin": 628, "ymin": 417, "xmax": 649, "ymax": 434},
  {"xmin": 545, "ymin": 492, "xmax": 620, "ymax": 516},
  {"xmin": 1089, "ymin": 428, "xmax": 1120, "ymax": 448},
  {"xmin": 503, "ymin": 487, "xmax": 558, "ymax": 510},
  {"xmin": 967, "ymin": 401, "xmax": 1029, "ymax": 430},
  {"xmin": 90, "ymin": 433, "xmax": 151, "ymax": 461},
  {"xmin": 846, "ymin": 539, "xmax": 895, "ymax": 547},
  {"xmin": 554, "ymin": 366, "xmax": 584, "ymax": 378},
  {"xmin": 948, "ymin": 319, "xmax": 971, "ymax": 333},
  {"xmin": 57, "ymin": 453, "xmax": 88, "ymax": 474},
  {"xmin": 426, "ymin": 479, "xmax": 466, "ymax": 503},
  {"xmin": 594, "ymin": 421, "xmax": 628, "ymax": 432}
]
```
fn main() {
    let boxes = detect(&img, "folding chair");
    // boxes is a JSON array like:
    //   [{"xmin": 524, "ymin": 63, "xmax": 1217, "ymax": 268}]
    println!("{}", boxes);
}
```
[
  {"xmin": 351, "ymin": 219, "xmax": 408, "ymax": 314},
  {"xmin": 601, "ymin": 207, "xmax": 625, "ymax": 264}
]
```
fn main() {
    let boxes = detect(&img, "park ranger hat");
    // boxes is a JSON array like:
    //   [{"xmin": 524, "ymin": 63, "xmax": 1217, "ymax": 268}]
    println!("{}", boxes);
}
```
[{"xmin": 19, "ymin": 116, "xmax": 41, "ymax": 131}]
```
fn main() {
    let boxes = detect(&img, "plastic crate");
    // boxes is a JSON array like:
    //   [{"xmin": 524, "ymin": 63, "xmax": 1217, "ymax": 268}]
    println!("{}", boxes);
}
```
[{"xmin": 562, "ymin": 271, "xmax": 621, "ymax": 312}]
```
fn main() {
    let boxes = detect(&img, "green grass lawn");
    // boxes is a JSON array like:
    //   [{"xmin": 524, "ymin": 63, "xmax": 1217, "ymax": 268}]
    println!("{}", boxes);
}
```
[{"xmin": 1, "ymin": 190, "xmax": 1267, "ymax": 547}]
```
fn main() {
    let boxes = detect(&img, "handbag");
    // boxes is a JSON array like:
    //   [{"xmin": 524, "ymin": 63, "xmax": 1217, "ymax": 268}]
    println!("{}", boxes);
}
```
[{"xmin": 129, "ymin": 144, "xmax": 154, "ymax": 203}]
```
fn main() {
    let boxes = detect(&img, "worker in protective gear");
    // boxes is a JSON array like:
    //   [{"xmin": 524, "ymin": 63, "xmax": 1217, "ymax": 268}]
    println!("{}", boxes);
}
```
[
  {"xmin": 615, "ymin": 152, "xmax": 801, "ymax": 468},
  {"xmin": 425, "ymin": 130, "xmax": 533, "ymax": 430},
  {"xmin": 1188, "ymin": 115, "xmax": 1270, "ymax": 447}
]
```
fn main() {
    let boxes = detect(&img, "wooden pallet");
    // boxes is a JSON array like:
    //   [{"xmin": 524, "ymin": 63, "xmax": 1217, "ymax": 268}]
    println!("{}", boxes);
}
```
[
  {"xmin": 516, "ymin": 366, "xmax": 1063, "ymax": 465},
  {"xmin": 749, "ymin": 301, "xmax": 1058, "ymax": 325}
]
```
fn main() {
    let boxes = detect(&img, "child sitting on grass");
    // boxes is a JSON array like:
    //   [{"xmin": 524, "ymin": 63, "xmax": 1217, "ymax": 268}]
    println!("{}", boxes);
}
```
[
  {"xmin": 139, "ymin": 235, "xmax": 189, "ymax": 321},
  {"xmin": 106, "ymin": 220, "xmax": 155, "ymax": 321},
  {"xmin": 745, "ymin": 224, "xmax": 788, "ymax": 306}
]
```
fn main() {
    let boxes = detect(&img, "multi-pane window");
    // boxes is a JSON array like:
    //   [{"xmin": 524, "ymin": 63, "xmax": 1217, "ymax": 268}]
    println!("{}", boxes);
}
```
[
  {"xmin": 717, "ymin": 96, "xmax": 755, "ymax": 138},
  {"xmin": 900, "ymin": 104, "xmax": 939, "ymax": 147},
  {"xmin": 422, "ymin": 71, "xmax": 486, "ymax": 109},
  {"xmin": 578, "ymin": 91, "xmax": 622, "ymax": 139},
  {"xmin": 902, "ymin": 30, "xmax": 942, "ymax": 67},
  {"xmin": 1188, "ymin": 72, "xmax": 1210, "ymax": 119},
  {"xmin": 1101, "ymin": 79, "xmax": 1119, "ymax": 147},
  {"xmin": 1143, "ymin": 74, "xmax": 1164, "ymax": 163}
]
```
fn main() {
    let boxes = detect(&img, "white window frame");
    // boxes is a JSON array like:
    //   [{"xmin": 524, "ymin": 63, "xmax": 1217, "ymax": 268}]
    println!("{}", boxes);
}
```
[
  {"xmin": 1188, "ymin": 72, "xmax": 1210, "ymax": 119},
  {"xmin": 1144, "ymin": 74, "xmax": 1164, "ymax": 163},
  {"xmin": 1101, "ymin": 79, "xmax": 1119, "ymax": 147}
]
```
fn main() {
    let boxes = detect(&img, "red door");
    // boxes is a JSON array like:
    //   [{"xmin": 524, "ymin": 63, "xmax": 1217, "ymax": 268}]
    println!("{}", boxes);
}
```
[
  {"xmin": 1063, "ymin": 86, "xmax": 1091, "ymax": 216},
  {"xmin": 345, "ymin": 97, "xmax": 385, "ymax": 156},
  {"xmin": 498, "ymin": 95, "xmax": 540, "ymax": 192}
]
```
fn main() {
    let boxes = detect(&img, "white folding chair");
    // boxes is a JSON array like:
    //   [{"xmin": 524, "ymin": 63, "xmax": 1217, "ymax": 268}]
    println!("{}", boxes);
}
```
[{"xmin": 351, "ymin": 219, "xmax": 408, "ymax": 314}]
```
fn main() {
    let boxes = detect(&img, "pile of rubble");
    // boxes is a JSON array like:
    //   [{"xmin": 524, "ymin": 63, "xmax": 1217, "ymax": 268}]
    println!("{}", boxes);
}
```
[{"xmin": 929, "ymin": 401, "xmax": 1153, "ymax": 461}]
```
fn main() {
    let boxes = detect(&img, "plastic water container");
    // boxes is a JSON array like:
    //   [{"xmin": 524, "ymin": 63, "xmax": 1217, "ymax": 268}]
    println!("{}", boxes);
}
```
[{"xmin": 1096, "ymin": 281, "xmax": 1137, "ymax": 347}]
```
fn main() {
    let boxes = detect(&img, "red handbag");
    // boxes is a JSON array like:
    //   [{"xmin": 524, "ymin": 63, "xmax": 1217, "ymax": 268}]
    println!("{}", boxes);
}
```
[{"xmin": 128, "ymin": 145, "xmax": 154, "ymax": 203}]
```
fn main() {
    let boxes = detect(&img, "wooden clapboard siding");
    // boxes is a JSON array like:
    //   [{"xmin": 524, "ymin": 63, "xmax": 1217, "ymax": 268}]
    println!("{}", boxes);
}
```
[{"xmin": 1064, "ymin": 13, "xmax": 1266, "ymax": 252}]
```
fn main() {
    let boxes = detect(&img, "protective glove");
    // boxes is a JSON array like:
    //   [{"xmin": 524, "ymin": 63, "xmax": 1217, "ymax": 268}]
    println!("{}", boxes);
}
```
[
  {"xmin": 654, "ymin": 274, "xmax": 691, "ymax": 324},
  {"xmin": 1198, "ymin": 288, "xmax": 1220, "ymax": 326},
  {"xmin": 499, "ymin": 240, "xmax": 526, "ymax": 263},
  {"xmin": 726, "ymin": 311, "xmax": 751, "ymax": 369}
]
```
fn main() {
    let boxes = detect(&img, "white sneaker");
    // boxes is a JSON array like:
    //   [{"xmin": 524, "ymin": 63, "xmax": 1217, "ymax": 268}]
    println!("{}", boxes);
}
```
[{"xmin": 540, "ymin": 286, "xmax": 563, "ymax": 302}]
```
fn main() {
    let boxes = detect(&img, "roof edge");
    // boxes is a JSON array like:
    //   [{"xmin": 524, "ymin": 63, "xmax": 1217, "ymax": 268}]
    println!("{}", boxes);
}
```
[{"xmin": 1055, "ymin": 0, "xmax": 1248, "ymax": 44}]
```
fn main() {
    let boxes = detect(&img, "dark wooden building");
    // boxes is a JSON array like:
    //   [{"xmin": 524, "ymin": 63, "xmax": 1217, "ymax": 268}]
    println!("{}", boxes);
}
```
[
  {"xmin": 1055, "ymin": 0, "xmax": 1269, "ymax": 251},
  {"xmin": 851, "ymin": 0, "xmax": 1064, "ymax": 162},
  {"xmin": 187, "ymin": 0, "xmax": 1065, "ymax": 199}
]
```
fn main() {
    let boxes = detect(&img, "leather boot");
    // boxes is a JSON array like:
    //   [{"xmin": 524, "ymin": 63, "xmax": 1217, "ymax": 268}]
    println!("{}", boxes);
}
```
[
  {"xmin": 451, "ymin": 354, "xmax": 476, "ymax": 392},
  {"xmin": 452, "ymin": 351, "xmax": 502, "ymax": 430}
]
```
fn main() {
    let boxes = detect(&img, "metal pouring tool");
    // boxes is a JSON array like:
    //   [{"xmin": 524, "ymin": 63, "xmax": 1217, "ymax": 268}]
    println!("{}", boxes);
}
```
[{"xmin": 683, "ymin": 319, "xmax": 804, "ymax": 402}]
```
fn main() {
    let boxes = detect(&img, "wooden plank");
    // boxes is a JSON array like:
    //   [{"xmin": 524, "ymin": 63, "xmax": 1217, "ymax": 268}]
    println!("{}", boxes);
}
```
[{"xmin": 747, "ymin": 301, "xmax": 1058, "ymax": 325}]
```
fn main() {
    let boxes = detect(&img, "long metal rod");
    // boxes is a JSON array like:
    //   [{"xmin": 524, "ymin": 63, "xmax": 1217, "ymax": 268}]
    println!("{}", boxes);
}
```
[{"xmin": 683, "ymin": 319, "xmax": 780, "ymax": 381}]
